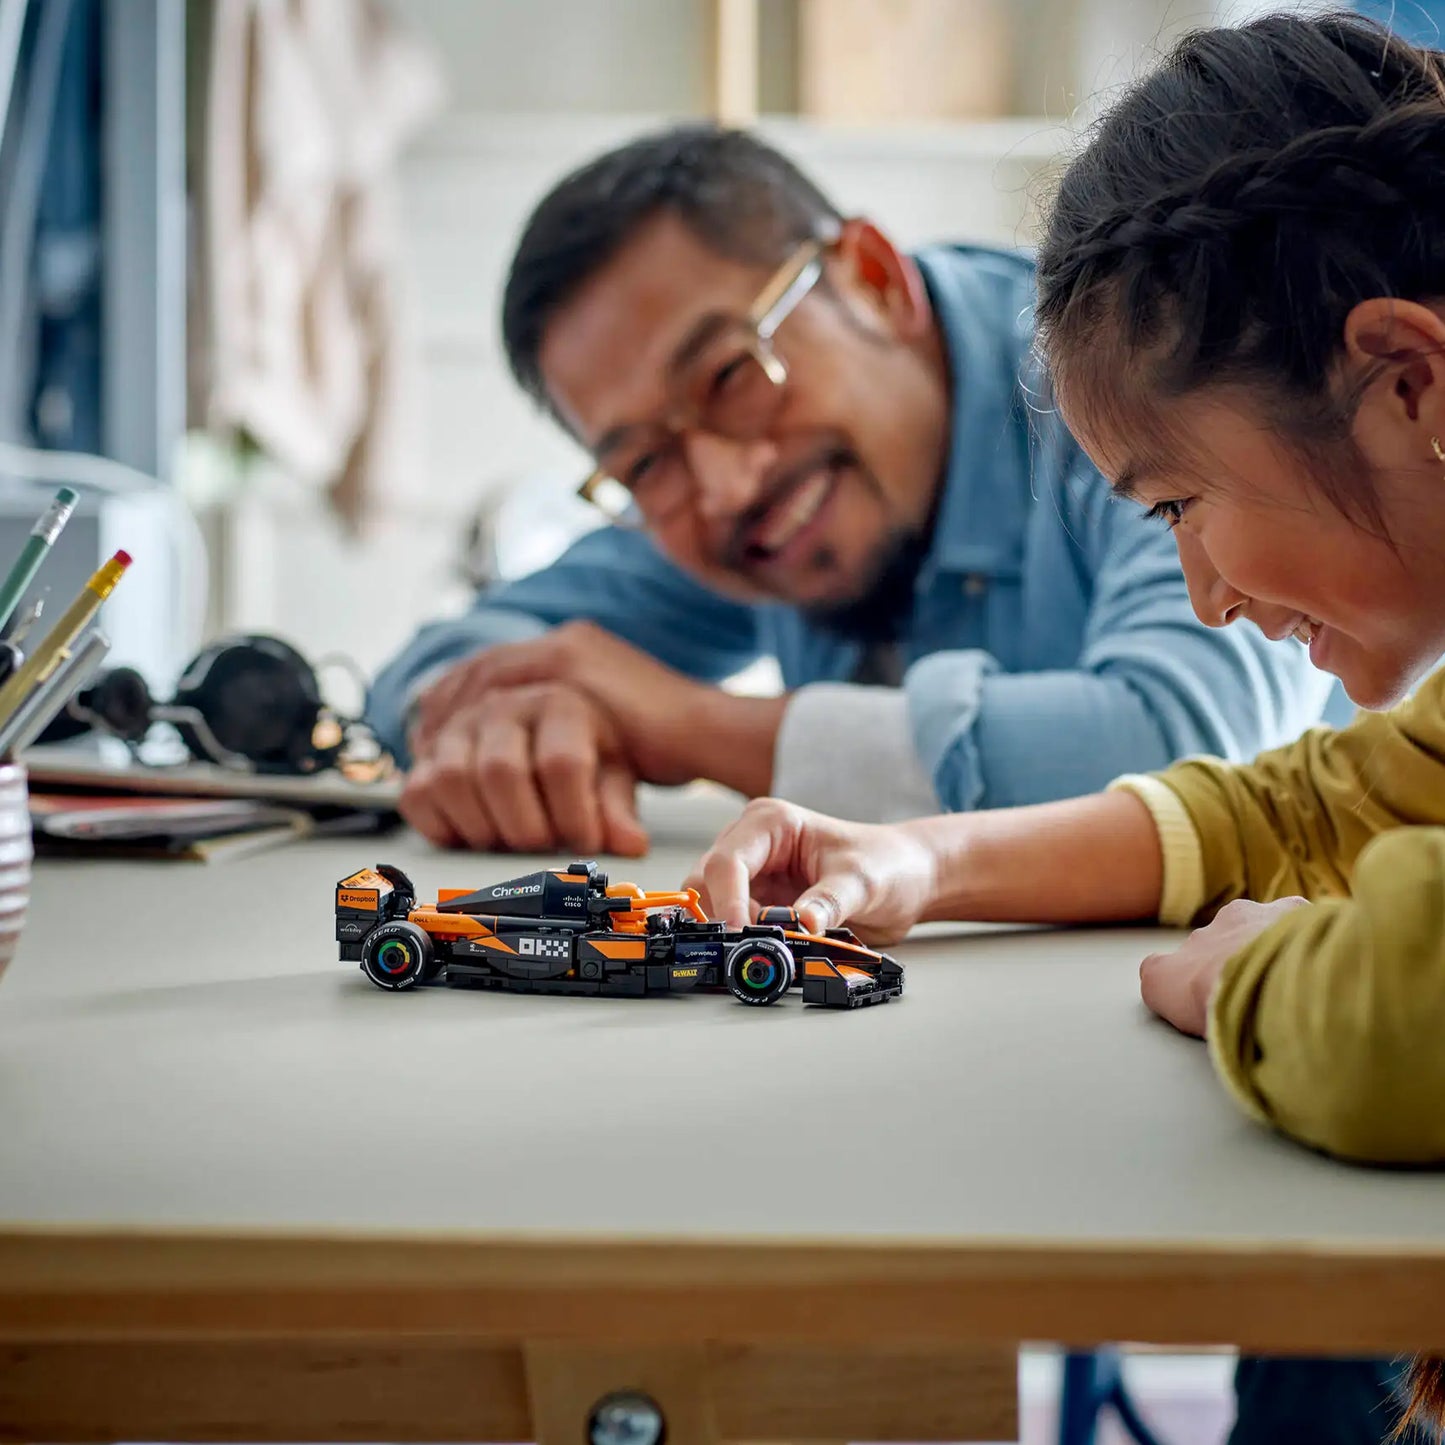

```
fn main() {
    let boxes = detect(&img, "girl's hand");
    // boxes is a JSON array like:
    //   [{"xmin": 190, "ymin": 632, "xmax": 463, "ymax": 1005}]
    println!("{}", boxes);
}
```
[
  {"xmin": 685, "ymin": 798, "xmax": 942, "ymax": 944},
  {"xmin": 1140, "ymin": 896, "xmax": 1310, "ymax": 1037}
]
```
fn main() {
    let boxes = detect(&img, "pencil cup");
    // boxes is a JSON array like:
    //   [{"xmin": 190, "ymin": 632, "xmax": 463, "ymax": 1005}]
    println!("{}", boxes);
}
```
[{"xmin": 0, "ymin": 763, "xmax": 31, "ymax": 986}]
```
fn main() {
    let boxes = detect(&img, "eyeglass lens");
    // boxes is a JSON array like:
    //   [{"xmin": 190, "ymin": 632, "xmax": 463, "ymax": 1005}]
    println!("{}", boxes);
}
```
[{"xmin": 595, "ymin": 334, "xmax": 787, "ymax": 519}]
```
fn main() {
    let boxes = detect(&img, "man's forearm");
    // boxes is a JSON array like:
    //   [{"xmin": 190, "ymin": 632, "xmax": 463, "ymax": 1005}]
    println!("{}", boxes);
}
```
[
  {"xmin": 368, "ymin": 611, "xmax": 550, "ymax": 763},
  {"xmin": 660, "ymin": 689, "xmax": 790, "ymax": 796},
  {"xmin": 907, "ymin": 789, "xmax": 1164, "ymax": 924}
]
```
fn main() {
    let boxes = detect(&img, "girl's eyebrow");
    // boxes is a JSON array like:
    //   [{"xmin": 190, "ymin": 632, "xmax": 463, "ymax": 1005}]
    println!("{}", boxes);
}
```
[{"xmin": 1112, "ymin": 461, "xmax": 1156, "ymax": 499}]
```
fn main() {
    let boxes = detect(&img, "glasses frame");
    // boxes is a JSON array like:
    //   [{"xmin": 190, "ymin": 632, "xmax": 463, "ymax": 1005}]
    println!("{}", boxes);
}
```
[{"xmin": 576, "ymin": 237, "xmax": 829, "ymax": 521}]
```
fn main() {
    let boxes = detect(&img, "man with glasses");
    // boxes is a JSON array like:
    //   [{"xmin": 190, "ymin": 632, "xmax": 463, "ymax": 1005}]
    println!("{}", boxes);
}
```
[{"xmin": 366, "ymin": 125, "xmax": 1335, "ymax": 855}]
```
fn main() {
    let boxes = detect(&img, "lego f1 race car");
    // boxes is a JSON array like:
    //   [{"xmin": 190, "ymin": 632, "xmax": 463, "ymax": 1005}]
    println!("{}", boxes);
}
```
[{"xmin": 335, "ymin": 860, "xmax": 903, "ymax": 1009}]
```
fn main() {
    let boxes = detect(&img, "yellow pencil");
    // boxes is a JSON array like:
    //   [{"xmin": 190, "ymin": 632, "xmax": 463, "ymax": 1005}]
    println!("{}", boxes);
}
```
[{"xmin": 0, "ymin": 550, "xmax": 131, "ymax": 729}]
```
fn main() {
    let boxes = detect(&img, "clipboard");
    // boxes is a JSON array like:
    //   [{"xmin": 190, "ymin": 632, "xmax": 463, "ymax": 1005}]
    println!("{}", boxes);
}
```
[{"xmin": 21, "ymin": 742, "xmax": 402, "ymax": 813}]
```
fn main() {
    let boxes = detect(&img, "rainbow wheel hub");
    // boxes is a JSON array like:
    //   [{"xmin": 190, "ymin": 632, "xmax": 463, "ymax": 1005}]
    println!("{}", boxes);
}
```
[
  {"xmin": 377, "ymin": 939, "xmax": 413, "ymax": 975},
  {"xmin": 740, "ymin": 955, "xmax": 777, "ymax": 992}
]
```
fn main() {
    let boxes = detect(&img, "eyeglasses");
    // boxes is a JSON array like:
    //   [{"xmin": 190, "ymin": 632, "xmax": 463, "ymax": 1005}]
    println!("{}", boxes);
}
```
[{"xmin": 577, "ymin": 238, "xmax": 828, "ymax": 525}]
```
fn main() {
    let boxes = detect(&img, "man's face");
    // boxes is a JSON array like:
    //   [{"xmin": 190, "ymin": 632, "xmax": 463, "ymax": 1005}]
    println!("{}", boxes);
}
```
[{"xmin": 537, "ymin": 213, "xmax": 950, "ymax": 610}]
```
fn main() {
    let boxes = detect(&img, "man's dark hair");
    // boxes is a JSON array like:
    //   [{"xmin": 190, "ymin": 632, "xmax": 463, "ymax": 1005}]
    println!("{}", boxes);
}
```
[
  {"xmin": 501, "ymin": 125, "xmax": 842, "ymax": 414},
  {"xmin": 1035, "ymin": 10, "xmax": 1445, "ymax": 530}
]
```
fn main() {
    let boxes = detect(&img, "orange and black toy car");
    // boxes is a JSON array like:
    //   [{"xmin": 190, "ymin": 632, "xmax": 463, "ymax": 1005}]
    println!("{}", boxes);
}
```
[{"xmin": 334, "ymin": 860, "xmax": 903, "ymax": 1009}]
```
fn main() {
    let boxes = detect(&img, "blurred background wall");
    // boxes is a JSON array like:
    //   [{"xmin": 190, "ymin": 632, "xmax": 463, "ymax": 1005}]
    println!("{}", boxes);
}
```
[
  {"xmin": 3, "ymin": 0, "xmax": 1431, "ymax": 694},
  {"xmin": 193, "ymin": 0, "xmax": 1296, "ymax": 686}
]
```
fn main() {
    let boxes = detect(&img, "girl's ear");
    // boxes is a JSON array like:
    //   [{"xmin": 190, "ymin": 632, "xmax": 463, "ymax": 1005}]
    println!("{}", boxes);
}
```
[
  {"xmin": 832, "ymin": 217, "xmax": 931, "ymax": 341},
  {"xmin": 1343, "ymin": 298, "xmax": 1445, "ymax": 442}
]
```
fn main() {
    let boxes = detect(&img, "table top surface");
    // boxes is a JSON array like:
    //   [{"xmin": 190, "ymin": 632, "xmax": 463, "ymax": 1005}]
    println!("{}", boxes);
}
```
[{"xmin": 3, "ymin": 784, "xmax": 1442, "ymax": 1256}]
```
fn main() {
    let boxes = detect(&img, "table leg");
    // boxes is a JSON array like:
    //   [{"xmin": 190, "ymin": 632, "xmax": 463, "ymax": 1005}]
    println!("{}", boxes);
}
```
[
  {"xmin": 524, "ymin": 1342, "xmax": 721, "ymax": 1445},
  {"xmin": 0, "ymin": 1336, "xmax": 1012, "ymax": 1441}
]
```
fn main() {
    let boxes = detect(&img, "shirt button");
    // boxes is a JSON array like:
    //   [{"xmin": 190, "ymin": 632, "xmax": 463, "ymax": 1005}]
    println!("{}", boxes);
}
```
[{"xmin": 962, "ymin": 573, "xmax": 988, "ymax": 597}]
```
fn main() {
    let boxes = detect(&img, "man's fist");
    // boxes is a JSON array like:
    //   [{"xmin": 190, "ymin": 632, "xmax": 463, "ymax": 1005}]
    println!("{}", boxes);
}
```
[
  {"xmin": 400, "ymin": 680, "xmax": 649, "ymax": 856},
  {"xmin": 410, "ymin": 621, "xmax": 786, "ymax": 800},
  {"xmin": 411, "ymin": 621, "xmax": 708, "ymax": 783}
]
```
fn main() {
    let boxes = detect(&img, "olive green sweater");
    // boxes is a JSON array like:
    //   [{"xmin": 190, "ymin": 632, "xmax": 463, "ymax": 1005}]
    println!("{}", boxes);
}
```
[{"xmin": 1114, "ymin": 665, "xmax": 1445, "ymax": 1164}]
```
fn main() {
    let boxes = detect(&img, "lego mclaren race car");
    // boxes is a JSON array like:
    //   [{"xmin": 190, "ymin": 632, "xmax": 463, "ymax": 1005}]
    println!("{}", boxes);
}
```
[{"xmin": 335, "ymin": 860, "xmax": 904, "ymax": 1009}]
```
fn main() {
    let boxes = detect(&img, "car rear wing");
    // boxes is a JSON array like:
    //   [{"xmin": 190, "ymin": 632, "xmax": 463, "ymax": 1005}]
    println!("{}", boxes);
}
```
[{"xmin": 336, "ymin": 866, "xmax": 396, "ymax": 916}]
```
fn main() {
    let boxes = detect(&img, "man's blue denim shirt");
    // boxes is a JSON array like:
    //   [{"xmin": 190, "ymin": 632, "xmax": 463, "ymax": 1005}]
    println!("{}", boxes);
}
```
[{"xmin": 367, "ymin": 243, "xmax": 1340, "ymax": 809}]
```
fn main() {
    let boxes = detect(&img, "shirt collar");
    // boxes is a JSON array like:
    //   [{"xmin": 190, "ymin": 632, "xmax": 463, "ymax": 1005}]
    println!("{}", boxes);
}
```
[{"xmin": 911, "ymin": 245, "xmax": 1039, "ymax": 580}]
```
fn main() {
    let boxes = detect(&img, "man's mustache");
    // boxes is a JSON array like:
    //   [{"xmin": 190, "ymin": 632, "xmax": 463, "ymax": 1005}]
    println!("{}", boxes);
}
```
[{"xmin": 720, "ymin": 445, "xmax": 856, "ymax": 569}]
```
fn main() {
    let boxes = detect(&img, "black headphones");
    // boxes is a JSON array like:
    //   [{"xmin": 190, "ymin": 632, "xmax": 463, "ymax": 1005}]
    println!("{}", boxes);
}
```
[{"xmin": 37, "ymin": 633, "xmax": 384, "ymax": 776}]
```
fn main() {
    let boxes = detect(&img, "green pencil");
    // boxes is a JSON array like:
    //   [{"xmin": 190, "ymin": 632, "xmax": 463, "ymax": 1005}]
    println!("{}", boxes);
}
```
[{"xmin": 0, "ymin": 487, "xmax": 78, "ymax": 634}]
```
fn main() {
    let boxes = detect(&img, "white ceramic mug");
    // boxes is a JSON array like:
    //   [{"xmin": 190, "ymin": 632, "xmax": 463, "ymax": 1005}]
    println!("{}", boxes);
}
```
[{"xmin": 0, "ymin": 763, "xmax": 32, "ymax": 984}]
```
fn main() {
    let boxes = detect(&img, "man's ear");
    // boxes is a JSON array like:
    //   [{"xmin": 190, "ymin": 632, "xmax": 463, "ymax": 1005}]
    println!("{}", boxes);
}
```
[
  {"xmin": 833, "ymin": 217, "xmax": 931, "ymax": 340},
  {"xmin": 1343, "ymin": 298, "xmax": 1445, "ymax": 443}
]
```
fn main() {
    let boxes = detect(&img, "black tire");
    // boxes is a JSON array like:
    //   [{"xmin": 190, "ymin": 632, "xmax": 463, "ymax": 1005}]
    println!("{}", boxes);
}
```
[
  {"xmin": 360, "ymin": 920, "xmax": 434, "ymax": 991},
  {"xmin": 724, "ymin": 936, "xmax": 795, "ymax": 1006}
]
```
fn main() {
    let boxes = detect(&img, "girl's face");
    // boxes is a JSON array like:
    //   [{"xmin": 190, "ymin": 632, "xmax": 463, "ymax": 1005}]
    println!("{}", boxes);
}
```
[{"xmin": 1068, "ymin": 389, "xmax": 1445, "ymax": 711}]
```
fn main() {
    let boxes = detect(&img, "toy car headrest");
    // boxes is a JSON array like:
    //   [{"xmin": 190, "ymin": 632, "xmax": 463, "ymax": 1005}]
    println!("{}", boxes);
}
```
[
  {"xmin": 567, "ymin": 859, "xmax": 606, "ymax": 888},
  {"xmin": 758, "ymin": 906, "xmax": 801, "ymax": 927}
]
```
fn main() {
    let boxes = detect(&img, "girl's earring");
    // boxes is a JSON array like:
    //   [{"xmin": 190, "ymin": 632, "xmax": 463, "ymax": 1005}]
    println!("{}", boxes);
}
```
[{"xmin": 1433, "ymin": 436, "xmax": 1445, "ymax": 473}]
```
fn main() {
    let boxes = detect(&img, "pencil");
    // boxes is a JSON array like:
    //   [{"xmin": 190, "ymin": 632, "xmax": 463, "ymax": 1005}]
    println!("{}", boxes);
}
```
[
  {"xmin": 0, "ymin": 487, "xmax": 77, "ymax": 634},
  {"xmin": 0, "ymin": 550, "xmax": 130, "ymax": 730}
]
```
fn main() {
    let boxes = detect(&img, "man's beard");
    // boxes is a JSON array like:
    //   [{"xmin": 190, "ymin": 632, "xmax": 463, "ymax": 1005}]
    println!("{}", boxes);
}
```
[{"xmin": 803, "ymin": 524, "xmax": 931, "ymax": 645}]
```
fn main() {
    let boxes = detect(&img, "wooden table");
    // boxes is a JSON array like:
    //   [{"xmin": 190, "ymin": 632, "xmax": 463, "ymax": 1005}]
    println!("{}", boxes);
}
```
[{"xmin": 3, "ymin": 785, "xmax": 1444, "ymax": 1444}]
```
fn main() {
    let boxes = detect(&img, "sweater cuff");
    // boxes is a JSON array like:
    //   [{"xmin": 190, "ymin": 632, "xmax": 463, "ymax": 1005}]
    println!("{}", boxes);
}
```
[
  {"xmin": 1107, "ymin": 773, "xmax": 1207, "ymax": 926},
  {"xmin": 772, "ymin": 683, "xmax": 939, "ymax": 822},
  {"xmin": 1206, "ymin": 942, "xmax": 1274, "ymax": 1128}
]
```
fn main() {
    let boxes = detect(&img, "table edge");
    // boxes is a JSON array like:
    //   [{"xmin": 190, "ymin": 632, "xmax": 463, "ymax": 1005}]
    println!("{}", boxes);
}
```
[{"xmin": 4, "ymin": 1226, "xmax": 1444, "ymax": 1353}]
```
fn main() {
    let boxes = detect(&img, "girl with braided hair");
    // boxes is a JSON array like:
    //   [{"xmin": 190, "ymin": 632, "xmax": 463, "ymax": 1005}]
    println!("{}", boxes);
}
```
[{"xmin": 689, "ymin": 8, "xmax": 1445, "ymax": 1437}]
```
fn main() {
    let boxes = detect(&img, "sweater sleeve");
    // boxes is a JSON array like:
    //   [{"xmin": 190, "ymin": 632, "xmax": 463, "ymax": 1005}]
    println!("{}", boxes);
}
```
[
  {"xmin": 1136, "ymin": 666, "xmax": 1445, "ymax": 921},
  {"xmin": 1116, "ymin": 666, "xmax": 1445, "ymax": 1164},
  {"xmin": 1207, "ymin": 826, "xmax": 1445, "ymax": 1164}
]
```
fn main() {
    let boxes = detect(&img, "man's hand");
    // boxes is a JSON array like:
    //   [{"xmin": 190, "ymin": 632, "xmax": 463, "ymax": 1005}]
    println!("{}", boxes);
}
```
[
  {"xmin": 400, "ymin": 681, "xmax": 649, "ymax": 856},
  {"xmin": 412, "ymin": 621, "xmax": 785, "ymax": 797},
  {"xmin": 1139, "ymin": 896, "xmax": 1311, "ymax": 1038}
]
